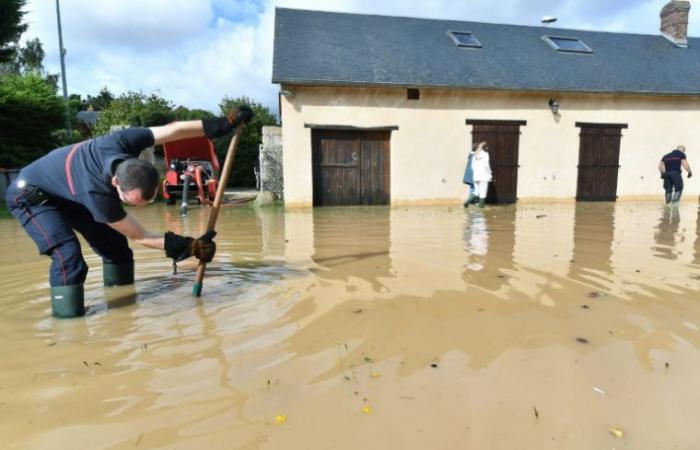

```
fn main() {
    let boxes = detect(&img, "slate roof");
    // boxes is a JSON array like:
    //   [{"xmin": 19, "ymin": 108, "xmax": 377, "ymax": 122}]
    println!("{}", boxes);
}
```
[
  {"xmin": 76, "ymin": 110, "xmax": 99, "ymax": 126},
  {"xmin": 272, "ymin": 8, "xmax": 700, "ymax": 96}
]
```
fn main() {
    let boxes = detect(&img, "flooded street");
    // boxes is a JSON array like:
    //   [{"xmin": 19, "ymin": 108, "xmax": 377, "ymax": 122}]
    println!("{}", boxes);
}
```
[{"xmin": 1, "ymin": 201, "xmax": 699, "ymax": 450}]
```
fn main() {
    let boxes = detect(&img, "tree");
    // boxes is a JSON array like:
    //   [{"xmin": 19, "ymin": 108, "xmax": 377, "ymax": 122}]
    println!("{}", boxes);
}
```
[
  {"xmin": 94, "ymin": 91, "xmax": 175, "ymax": 135},
  {"xmin": 85, "ymin": 87, "xmax": 114, "ymax": 111},
  {"xmin": 0, "ymin": 0, "xmax": 27, "ymax": 64},
  {"xmin": 0, "ymin": 73, "xmax": 65, "ymax": 167},
  {"xmin": 18, "ymin": 37, "xmax": 43, "ymax": 73},
  {"xmin": 216, "ymin": 96, "xmax": 278, "ymax": 187}
]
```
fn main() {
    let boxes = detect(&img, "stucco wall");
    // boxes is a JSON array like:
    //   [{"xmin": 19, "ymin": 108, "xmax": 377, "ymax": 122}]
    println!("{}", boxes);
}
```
[{"xmin": 280, "ymin": 85, "xmax": 700, "ymax": 207}]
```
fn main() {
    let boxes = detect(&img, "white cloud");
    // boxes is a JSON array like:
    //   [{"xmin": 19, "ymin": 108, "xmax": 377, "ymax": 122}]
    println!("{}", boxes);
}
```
[{"xmin": 20, "ymin": 0, "xmax": 700, "ymax": 115}]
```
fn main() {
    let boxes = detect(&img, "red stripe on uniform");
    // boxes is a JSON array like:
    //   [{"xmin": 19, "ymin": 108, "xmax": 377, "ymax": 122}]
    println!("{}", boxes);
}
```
[
  {"xmin": 24, "ymin": 211, "xmax": 67, "ymax": 285},
  {"xmin": 65, "ymin": 143, "xmax": 83, "ymax": 196}
]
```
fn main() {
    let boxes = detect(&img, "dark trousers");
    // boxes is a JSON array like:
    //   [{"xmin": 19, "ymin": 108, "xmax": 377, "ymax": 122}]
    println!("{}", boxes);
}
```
[
  {"xmin": 6, "ymin": 184, "xmax": 133, "ymax": 287},
  {"xmin": 663, "ymin": 171, "xmax": 683, "ymax": 193}
]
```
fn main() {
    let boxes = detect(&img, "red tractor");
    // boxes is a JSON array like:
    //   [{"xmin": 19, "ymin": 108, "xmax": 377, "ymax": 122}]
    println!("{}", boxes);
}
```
[{"xmin": 162, "ymin": 136, "xmax": 220, "ymax": 214}]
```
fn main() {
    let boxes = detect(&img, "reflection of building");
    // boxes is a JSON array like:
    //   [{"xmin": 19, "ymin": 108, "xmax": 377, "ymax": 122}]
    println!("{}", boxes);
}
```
[
  {"xmin": 311, "ymin": 207, "xmax": 392, "ymax": 292},
  {"xmin": 569, "ymin": 203, "xmax": 615, "ymax": 290},
  {"xmin": 274, "ymin": 4, "xmax": 700, "ymax": 207}
]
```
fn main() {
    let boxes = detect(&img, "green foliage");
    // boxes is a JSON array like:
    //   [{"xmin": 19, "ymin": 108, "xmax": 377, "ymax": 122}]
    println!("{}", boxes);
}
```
[
  {"xmin": 0, "ymin": 73, "xmax": 65, "ymax": 167},
  {"xmin": 0, "ymin": 0, "xmax": 27, "ymax": 64},
  {"xmin": 94, "ymin": 91, "xmax": 176, "ymax": 135},
  {"xmin": 173, "ymin": 106, "xmax": 214, "ymax": 121},
  {"xmin": 216, "ymin": 96, "xmax": 278, "ymax": 187},
  {"xmin": 85, "ymin": 87, "xmax": 114, "ymax": 111},
  {"xmin": 18, "ymin": 37, "xmax": 43, "ymax": 73}
]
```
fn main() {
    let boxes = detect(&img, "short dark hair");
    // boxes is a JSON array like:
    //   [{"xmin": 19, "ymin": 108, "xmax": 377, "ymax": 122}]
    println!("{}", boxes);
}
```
[{"xmin": 114, "ymin": 158, "xmax": 159, "ymax": 200}]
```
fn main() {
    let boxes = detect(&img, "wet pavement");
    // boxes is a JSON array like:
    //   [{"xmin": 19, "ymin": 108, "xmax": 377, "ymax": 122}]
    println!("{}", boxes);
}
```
[{"xmin": 0, "ymin": 201, "xmax": 699, "ymax": 449}]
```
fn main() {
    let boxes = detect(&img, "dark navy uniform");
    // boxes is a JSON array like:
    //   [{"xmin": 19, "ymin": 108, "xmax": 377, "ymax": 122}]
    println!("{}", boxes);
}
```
[
  {"xmin": 661, "ymin": 149, "xmax": 687, "ymax": 195},
  {"xmin": 5, "ymin": 128, "xmax": 155, "ymax": 286}
]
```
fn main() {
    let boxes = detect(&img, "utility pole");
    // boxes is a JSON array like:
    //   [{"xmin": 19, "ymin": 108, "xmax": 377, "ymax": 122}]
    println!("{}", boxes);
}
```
[{"xmin": 55, "ymin": 0, "xmax": 72, "ymax": 143}]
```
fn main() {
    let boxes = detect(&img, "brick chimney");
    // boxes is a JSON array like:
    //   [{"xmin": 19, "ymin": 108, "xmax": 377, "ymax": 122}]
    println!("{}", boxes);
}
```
[{"xmin": 660, "ymin": 1, "xmax": 691, "ymax": 47}]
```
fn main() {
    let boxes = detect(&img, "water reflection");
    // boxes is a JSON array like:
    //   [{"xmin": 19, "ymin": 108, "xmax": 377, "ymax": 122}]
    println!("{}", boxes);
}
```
[
  {"xmin": 463, "ymin": 210, "xmax": 489, "ymax": 271},
  {"xmin": 2, "ymin": 202, "xmax": 700, "ymax": 450},
  {"xmin": 695, "ymin": 206, "xmax": 700, "ymax": 267},
  {"xmin": 462, "ymin": 207, "xmax": 516, "ymax": 292},
  {"xmin": 310, "ymin": 206, "xmax": 393, "ymax": 292},
  {"xmin": 653, "ymin": 206, "xmax": 682, "ymax": 260},
  {"xmin": 569, "ymin": 203, "xmax": 615, "ymax": 290}
]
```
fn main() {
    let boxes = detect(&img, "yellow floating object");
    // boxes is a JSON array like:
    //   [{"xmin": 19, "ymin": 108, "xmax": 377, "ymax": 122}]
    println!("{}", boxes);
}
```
[
  {"xmin": 609, "ymin": 427, "xmax": 624, "ymax": 438},
  {"xmin": 274, "ymin": 415, "xmax": 287, "ymax": 424},
  {"xmin": 362, "ymin": 406, "xmax": 372, "ymax": 414},
  {"xmin": 371, "ymin": 372, "xmax": 380, "ymax": 378}
]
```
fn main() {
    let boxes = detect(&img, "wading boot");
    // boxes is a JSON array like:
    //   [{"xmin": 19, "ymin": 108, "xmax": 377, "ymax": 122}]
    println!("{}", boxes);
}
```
[
  {"xmin": 671, "ymin": 191, "xmax": 682, "ymax": 203},
  {"xmin": 51, "ymin": 284, "xmax": 85, "ymax": 318},
  {"xmin": 463, "ymin": 194, "xmax": 477, "ymax": 208},
  {"xmin": 478, "ymin": 198, "xmax": 486, "ymax": 208},
  {"xmin": 665, "ymin": 192, "xmax": 672, "ymax": 204},
  {"xmin": 103, "ymin": 261, "xmax": 134, "ymax": 287}
]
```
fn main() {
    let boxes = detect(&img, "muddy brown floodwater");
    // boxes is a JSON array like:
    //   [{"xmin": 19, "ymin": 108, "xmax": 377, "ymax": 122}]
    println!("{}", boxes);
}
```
[{"xmin": 1, "ymin": 202, "xmax": 699, "ymax": 450}]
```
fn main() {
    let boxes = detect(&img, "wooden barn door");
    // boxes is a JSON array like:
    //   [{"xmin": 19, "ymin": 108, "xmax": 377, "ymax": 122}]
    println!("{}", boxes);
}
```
[
  {"xmin": 576, "ymin": 123, "xmax": 627, "ymax": 201},
  {"xmin": 312, "ymin": 129, "xmax": 390, "ymax": 206},
  {"xmin": 467, "ymin": 120, "xmax": 526, "ymax": 204}
]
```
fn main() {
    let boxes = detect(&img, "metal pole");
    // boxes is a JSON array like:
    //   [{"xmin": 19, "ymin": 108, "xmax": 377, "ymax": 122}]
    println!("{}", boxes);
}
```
[{"xmin": 55, "ymin": 0, "xmax": 72, "ymax": 143}]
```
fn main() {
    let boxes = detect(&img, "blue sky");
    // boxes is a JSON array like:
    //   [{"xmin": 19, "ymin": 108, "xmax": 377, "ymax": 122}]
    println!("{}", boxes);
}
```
[{"xmin": 21, "ymin": 0, "xmax": 700, "ymax": 115}]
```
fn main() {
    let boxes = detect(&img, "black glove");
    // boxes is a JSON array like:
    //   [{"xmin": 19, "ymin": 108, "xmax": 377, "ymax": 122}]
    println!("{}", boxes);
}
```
[
  {"xmin": 164, "ymin": 231, "xmax": 217, "ymax": 262},
  {"xmin": 660, "ymin": 173, "xmax": 666, "ymax": 179},
  {"xmin": 202, "ymin": 105, "xmax": 255, "ymax": 139},
  {"xmin": 688, "ymin": 172, "xmax": 693, "ymax": 178}
]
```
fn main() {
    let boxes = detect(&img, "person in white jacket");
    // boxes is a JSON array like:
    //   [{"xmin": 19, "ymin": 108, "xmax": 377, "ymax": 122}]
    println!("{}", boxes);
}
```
[{"xmin": 470, "ymin": 141, "xmax": 492, "ymax": 208}]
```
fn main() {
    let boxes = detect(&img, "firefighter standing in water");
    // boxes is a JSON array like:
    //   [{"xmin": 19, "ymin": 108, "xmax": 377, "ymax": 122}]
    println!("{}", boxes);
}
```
[
  {"xmin": 6, "ymin": 106, "xmax": 254, "ymax": 317},
  {"xmin": 659, "ymin": 145, "xmax": 692, "ymax": 204}
]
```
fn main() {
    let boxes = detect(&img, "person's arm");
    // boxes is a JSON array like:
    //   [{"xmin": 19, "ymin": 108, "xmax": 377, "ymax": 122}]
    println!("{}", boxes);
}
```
[
  {"xmin": 109, "ymin": 213, "xmax": 164, "ymax": 249},
  {"xmin": 659, "ymin": 160, "xmax": 665, "ymax": 177},
  {"xmin": 149, "ymin": 106, "xmax": 255, "ymax": 146},
  {"xmin": 109, "ymin": 213, "xmax": 217, "ymax": 262},
  {"xmin": 682, "ymin": 159, "xmax": 692, "ymax": 177},
  {"xmin": 149, "ymin": 120, "xmax": 205, "ymax": 147}
]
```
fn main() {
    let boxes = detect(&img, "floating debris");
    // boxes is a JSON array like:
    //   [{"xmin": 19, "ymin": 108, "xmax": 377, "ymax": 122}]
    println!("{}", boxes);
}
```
[
  {"xmin": 536, "ymin": 214, "xmax": 547, "ymax": 219},
  {"xmin": 82, "ymin": 361, "xmax": 88, "ymax": 367},
  {"xmin": 665, "ymin": 362, "xmax": 670, "ymax": 370},
  {"xmin": 362, "ymin": 406, "xmax": 372, "ymax": 414},
  {"xmin": 430, "ymin": 363, "xmax": 438, "ymax": 368},
  {"xmin": 47, "ymin": 342, "xmax": 56, "ymax": 347},
  {"xmin": 580, "ymin": 305, "xmax": 590, "ymax": 309},
  {"xmin": 576, "ymin": 338, "xmax": 590, "ymax": 345},
  {"xmin": 592, "ymin": 386, "xmax": 607, "ymax": 395},
  {"xmin": 274, "ymin": 415, "xmax": 287, "ymax": 424},
  {"xmin": 609, "ymin": 427, "xmax": 624, "ymax": 438},
  {"xmin": 533, "ymin": 406, "xmax": 539, "ymax": 421},
  {"xmin": 587, "ymin": 291, "xmax": 605, "ymax": 299},
  {"xmin": 353, "ymin": 308, "xmax": 363, "ymax": 314}
]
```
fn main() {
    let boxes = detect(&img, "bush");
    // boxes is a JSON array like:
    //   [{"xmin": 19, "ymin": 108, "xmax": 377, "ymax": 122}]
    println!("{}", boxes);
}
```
[{"xmin": 0, "ymin": 73, "xmax": 65, "ymax": 167}]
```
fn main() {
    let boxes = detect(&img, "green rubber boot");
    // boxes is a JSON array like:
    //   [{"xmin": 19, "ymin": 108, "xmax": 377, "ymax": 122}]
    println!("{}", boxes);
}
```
[
  {"xmin": 463, "ymin": 194, "xmax": 476, "ymax": 208},
  {"xmin": 103, "ymin": 261, "xmax": 134, "ymax": 287},
  {"xmin": 478, "ymin": 198, "xmax": 486, "ymax": 208},
  {"xmin": 51, "ymin": 284, "xmax": 85, "ymax": 318}
]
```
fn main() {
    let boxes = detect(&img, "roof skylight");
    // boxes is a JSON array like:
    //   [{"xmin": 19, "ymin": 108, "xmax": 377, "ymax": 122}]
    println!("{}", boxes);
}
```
[
  {"xmin": 448, "ymin": 31, "xmax": 482, "ymax": 49},
  {"xmin": 543, "ymin": 36, "xmax": 593, "ymax": 54}
]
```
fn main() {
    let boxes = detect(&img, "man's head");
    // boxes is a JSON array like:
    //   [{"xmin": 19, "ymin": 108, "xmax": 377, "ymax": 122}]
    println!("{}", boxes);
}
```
[
  {"xmin": 112, "ymin": 158, "xmax": 159, "ymax": 206},
  {"xmin": 677, "ymin": 145, "xmax": 686, "ymax": 153}
]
